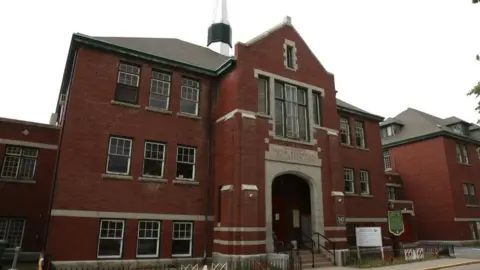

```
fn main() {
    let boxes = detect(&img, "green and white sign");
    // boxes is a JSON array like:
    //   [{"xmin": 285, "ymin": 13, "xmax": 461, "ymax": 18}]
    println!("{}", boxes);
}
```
[{"xmin": 388, "ymin": 211, "xmax": 404, "ymax": 236}]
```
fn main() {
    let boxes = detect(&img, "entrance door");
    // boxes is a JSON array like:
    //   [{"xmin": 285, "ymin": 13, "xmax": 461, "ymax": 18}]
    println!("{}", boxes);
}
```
[
  {"xmin": 272, "ymin": 199, "xmax": 286, "ymax": 242},
  {"xmin": 301, "ymin": 214, "xmax": 313, "ymax": 249}
]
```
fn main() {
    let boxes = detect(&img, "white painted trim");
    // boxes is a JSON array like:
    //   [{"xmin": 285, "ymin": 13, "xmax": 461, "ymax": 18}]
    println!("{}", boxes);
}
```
[
  {"xmin": 213, "ymin": 240, "xmax": 266, "ymax": 246},
  {"xmin": 346, "ymin": 217, "xmax": 388, "ymax": 223},
  {"xmin": 214, "ymin": 227, "xmax": 266, "ymax": 232},
  {"xmin": 50, "ymin": 209, "xmax": 214, "ymax": 221},
  {"xmin": 241, "ymin": 184, "xmax": 258, "ymax": 191},
  {"xmin": 324, "ymin": 226, "xmax": 346, "ymax": 231},
  {"xmin": 331, "ymin": 191, "xmax": 344, "ymax": 197},
  {"xmin": 221, "ymin": 185, "xmax": 233, "ymax": 191},
  {"xmin": 455, "ymin": 218, "xmax": 480, "ymax": 222},
  {"xmin": 315, "ymin": 126, "xmax": 339, "ymax": 136},
  {"xmin": 0, "ymin": 138, "xmax": 58, "ymax": 150},
  {"xmin": 0, "ymin": 117, "xmax": 60, "ymax": 129},
  {"xmin": 386, "ymin": 183, "xmax": 402, "ymax": 187},
  {"xmin": 253, "ymin": 69, "xmax": 324, "ymax": 96}
]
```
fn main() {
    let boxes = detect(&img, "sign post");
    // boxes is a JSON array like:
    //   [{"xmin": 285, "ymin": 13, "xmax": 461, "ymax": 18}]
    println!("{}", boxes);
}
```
[{"xmin": 388, "ymin": 211, "xmax": 405, "ymax": 236}]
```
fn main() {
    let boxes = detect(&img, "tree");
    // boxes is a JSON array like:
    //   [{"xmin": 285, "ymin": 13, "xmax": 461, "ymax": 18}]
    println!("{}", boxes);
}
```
[{"xmin": 474, "ymin": 0, "xmax": 479, "ymax": 4}]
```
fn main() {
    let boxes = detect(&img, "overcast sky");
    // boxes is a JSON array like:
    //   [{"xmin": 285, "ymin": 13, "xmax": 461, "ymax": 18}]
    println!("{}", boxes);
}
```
[{"xmin": 1, "ymin": 0, "xmax": 479, "ymax": 124}]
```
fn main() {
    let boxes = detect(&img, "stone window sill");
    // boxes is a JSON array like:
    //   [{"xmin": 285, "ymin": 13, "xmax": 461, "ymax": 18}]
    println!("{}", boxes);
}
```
[
  {"xmin": 360, "ymin": 194, "xmax": 373, "ymax": 198},
  {"xmin": 458, "ymin": 162, "xmax": 471, "ymax": 166},
  {"xmin": 138, "ymin": 177, "xmax": 167, "ymax": 183},
  {"xmin": 467, "ymin": 204, "xmax": 479, "ymax": 208},
  {"xmin": 173, "ymin": 179, "xmax": 199, "ymax": 185},
  {"xmin": 111, "ymin": 100, "xmax": 141, "ymax": 109},
  {"xmin": 177, "ymin": 112, "xmax": 201, "ymax": 120},
  {"xmin": 341, "ymin": 144, "xmax": 354, "ymax": 148},
  {"xmin": 0, "ymin": 179, "xmax": 35, "ymax": 184},
  {"xmin": 357, "ymin": 147, "xmax": 370, "ymax": 152},
  {"xmin": 102, "ymin": 173, "xmax": 133, "ymax": 181},
  {"xmin": 145, "ymin": 107, "xmax": 172, "ymax": 115},
  {"xmin": 344, "ymin": 193, "xmax": 358, "ymax": 197},
  {"xmin": 256, "ymin": 113, "xmax": 272, "ymax": 119},
  {"xmin": 272, "ymin": 136, "xmax": 316, "ymax": 146}
]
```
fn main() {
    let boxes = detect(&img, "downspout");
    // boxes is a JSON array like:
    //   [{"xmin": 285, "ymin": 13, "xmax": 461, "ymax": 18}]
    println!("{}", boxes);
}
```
[
  {"xmin": 203, "ymin": 78, "xmax": 216, "ymax": 263},
  {"xmin": 42, "ymin": 49, "xmax": 78, "ymax": 252}
]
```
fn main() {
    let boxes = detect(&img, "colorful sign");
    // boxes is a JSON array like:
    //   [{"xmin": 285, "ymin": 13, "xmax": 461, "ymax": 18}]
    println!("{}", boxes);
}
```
[{"xmin": 388, "ymin": 211, "xmax": 405, "ymax": 236}]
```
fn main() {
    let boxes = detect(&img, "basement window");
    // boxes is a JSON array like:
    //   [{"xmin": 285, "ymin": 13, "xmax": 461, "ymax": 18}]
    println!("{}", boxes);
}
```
[{"xmin": 176, "ymin": 146, "xmax": 196, "ymax": 180}]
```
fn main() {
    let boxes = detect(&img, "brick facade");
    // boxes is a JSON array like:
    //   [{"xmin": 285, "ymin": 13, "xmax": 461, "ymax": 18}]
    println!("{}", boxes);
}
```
[{"xmin": 0, "ymin": 118, "xmax": 59, "ymax": 254}]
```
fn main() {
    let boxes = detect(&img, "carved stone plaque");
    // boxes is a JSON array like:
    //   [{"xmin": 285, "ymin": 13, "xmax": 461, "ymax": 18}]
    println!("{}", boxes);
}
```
[{"xmin": 265, "ymin": 144, "xmax": 321, "ymax": 167}]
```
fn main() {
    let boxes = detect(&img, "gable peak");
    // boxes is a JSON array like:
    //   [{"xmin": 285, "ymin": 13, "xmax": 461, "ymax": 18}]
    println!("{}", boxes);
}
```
[{"xmin": 244, "ymin": 16, "xmax": 294, "ymax": 46}]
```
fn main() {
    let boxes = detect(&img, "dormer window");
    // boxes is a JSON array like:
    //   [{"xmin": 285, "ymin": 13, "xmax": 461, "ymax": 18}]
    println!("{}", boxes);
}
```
[
  {"xmin": 451, "ymin": 123, "xmax": 469, "ymax": 136},
  {"xmin": 381, "ymin": 124, "xmax": 401, "ymax": 138}
]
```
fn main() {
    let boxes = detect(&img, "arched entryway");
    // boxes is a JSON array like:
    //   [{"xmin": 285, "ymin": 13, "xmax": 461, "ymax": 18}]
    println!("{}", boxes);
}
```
[{"xmin": 272, "ymin": 174, "xmax": 312, "ymax": 249}]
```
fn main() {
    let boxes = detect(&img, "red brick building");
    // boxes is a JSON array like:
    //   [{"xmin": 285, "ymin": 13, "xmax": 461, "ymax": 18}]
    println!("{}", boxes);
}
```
[
  {"xmin": 41, "ymin": 16, "xmax": 395, "ymax": 266},
  {"xmin": 382, "ymin": 108, "xmax": 480, "ymax": 244},
  {"xmin": 0, "ymin": 117, "xmax": 59, "ymax": 259}
]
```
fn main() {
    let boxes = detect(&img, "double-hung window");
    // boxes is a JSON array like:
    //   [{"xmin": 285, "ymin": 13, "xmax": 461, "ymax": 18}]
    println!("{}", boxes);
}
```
[
  {"xmin": 355, "ymin": 121, "xmax": 366, "ymax": 148},
  {"xmin": 1, "ymin": 146, "xmax": 38, "ymax": 180},
  {"xmin": 172, "ymin": 221, "xmax": 193, "ymax": 257},
  {"xmin": 143, "ymin": 142, "xmax": 166, "ymax": 178},
  {"xmin": 384, "ymin": 150, "xmax": 391, "ymax": 170},
  {"xmin": 97, "ymin": 219, "xmax": 125, "ymax": 259},
  {"xmin": 0, "ymin": 218, "xmax": 26, "ymax": 249},
  {"xmin": 340, "ymin": 118, "xmax": 351, "ymax": 145},
  {"xmin": 176, "ymin": 146, "xmax": 196, "ymax": 180},
  {"xmin": 106, "ymin": 137, "xmax": 132, "ymax": 175},
  {"xmin": 457, "ymin": 143, "xmax": 469, "ymax": 164},
  {"xmin": 274, "ymin": 81, "xmax": 308, "ymax": 141},
  {"xmin": 115, "ymin": 63, "xmax": 140, "ymax": 104},
  {"xmin": 344, "ymin": 168, "xmax": 355, "ymax": 194},
  {"xmin": 180, "ymin": 78, "xmax": 200, "ymax": 115},
  {"xmin": 464, "ymin": 183, "xmax": 478, "ymax": 206},
  {"xmin": 149, "ymin": 71, "xmax": 171, "ymax": 110},
  {"xmin": 137, "ymin": 220, "xmax": 161, "ymax": 258},
  {"xmin": 359, "ymin": 170, "xmax": 370, "ymax": 195}
]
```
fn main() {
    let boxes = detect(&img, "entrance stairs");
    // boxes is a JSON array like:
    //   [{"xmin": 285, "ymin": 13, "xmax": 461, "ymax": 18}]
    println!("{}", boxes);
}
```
[{"xmin": 298, "ymin": 249, "xmax": 334, "ymax": 268}]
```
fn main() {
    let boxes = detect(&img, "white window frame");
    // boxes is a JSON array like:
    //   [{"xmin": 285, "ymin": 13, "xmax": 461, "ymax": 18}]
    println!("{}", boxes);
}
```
[
  {"xmin": 384, "ymin": 150, "xmax": 392, "ymax": 171},
  {"xmin": 355, "ymin": 122, "xmax": 366, "ymax": 148},
  {"xmin": 0, "ymin": 218, "xmax": 26, "ymax": 249},
  {"xmin": 143, "ymin": 142, "xmax": 166, "ymax": 178},
  {"xmin": 117, "ymin": 63, "xmax": 140, "ymax": 87},
  {"xmin": 172, "ymin": 221, "xmax": 193, "ymax": 257},
  {"xmin": 176, "ymin": 146, "xmax": 196, "ymax": 180},
  {"xmin": 106, "ymin": 137, "xmax": 132, "ymax": 175},
  {"xmin": 386, "ymin": 126, "xmax": 394, "ymax": 137},
  {"xmin": 97, "ymin": 219, "xmax": 125, "ymax": 259},
  {"xmin": 136, "ymin": 220, "xmax": 161, "ymax": 258},
  {"xmin": 360, "ymin": 170, "xmax": 370, "ymax": 195},
  {"xmin": 344, "ymin": 168, "xmax": 355, "ymax": 194},
  {"xmin": 149, "ymin": 71, "xmax": 171, "ymax": 110},
  {"xmin": 180, "ymin": 78, "xmax": 200, "ymax": 116},
  {"xmin": 340, "ymin": 118, "xmax": 351, "ymax": 145},
  {"xmin": 274, "ymin": 81, "xmax": 308, "ymax": 141},
  {"xmin": 257, "ymin": 76, "xmax": 269, "ymax": 114},
  {"xmin": 1, "ymin": 146, "xmax": 38, "ymax": 180}
]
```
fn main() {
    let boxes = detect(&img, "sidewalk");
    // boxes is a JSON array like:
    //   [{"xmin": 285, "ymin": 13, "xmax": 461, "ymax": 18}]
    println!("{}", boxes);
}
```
[{"xmin": 317, "ymin": 258, "xmax": 480, "ymax": 270}]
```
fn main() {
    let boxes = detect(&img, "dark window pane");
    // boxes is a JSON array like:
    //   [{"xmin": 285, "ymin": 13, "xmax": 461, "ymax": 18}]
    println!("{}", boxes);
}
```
[
  {"xmin": 98, "ymin": 239, "xmax": 122, "ymax": 257},
  {"xmin": 143, "ymin": 159, "xmax": 163, "ymax": 177},
  {"xmin": 275, "ymin": 100, "xmax": 284, "ymax": 136},
  {"xmin": 115, "ymin": 85, "xmax": 138, "ymax": 104},
  {"xmin": 137, "ymin": 239, "xmax": 158, "ymax": 256},
  {"xmin": 176, "ymin": 163, "xmax": 194, "ymax": 179},
  {"xmin": 258, "ymin": 78, "xmax": 268, "ymax": 114},
  {"xmin": 180, "ymin": 100, "xmax": 197, "ymax": 115},
  {"xmin": 107, "ymin": 155, "xmax": 129, "ymax": 174},
  {"xmin": 149, "ymin": 94, "xmax": 169, "ymax": 110},
  {"xmin": 298, "ymin": 106, "xmax": 308, "ymax": 140},
  {"xmin": 172, "ymin": 239, "xmax": 191, "ymax": 256},
  {"xmin": 274, "ymin": 82, "xmax": 284, "ymax": 99}
]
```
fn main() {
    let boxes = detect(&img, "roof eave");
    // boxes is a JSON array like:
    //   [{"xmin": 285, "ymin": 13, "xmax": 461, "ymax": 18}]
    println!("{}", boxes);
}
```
[
  {"xmin": 337, "ymin": 105, "xmax": 384, "ymax": 122},
  {"xmin": 383, "ymin": 131, "xmax": 480, "ymax": 149},
  {"xmin": 72, "ymin": 34, "xmax": 234, "ymax": 77}
]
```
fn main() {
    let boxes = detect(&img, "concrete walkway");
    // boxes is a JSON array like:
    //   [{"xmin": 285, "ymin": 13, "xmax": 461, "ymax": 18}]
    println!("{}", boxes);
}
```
[{"xmin": 316, "ymin": 258, "xmax": 480, "ymax": 270}]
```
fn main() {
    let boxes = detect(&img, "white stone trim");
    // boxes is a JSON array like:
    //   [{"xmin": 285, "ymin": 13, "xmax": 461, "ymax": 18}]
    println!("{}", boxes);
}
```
[
  {"xmin": 454, "ymin": 218, "xmax": 480, "ymax": 222},
  {"xmin": 389, "ymin": 199, "xmax": 414, "ymax": 204},
  {"xmin": 253, "ymin": 69, "xmax": 324, "ymax": 96},
  {"xmin": 283, "ymin": 39, "xmax": 298, "ymax": 71},
  {"xmin": 265, "ymin": 158, "xmax": 324, "ymax": 253},
  {"xmin": 331, "ymin": 191, "xmax": 344, "ymax": 197},
  {"xmin": 214, "ymin": 227, "xmax": 266, "ymax": 232},
  {"xmin": 50, "ymin": 209, "xmax": 214, "ymax": 221},
  {"xmin": 221, "ymin": 184, "xmax": 233, "ymax": 191},
  {"xmin": 0, "ymin": 138, "xmax": 58, "ymax": 150},
  {"xmin": 346, "ymin": 217, "xmax": 388, "ymax": 223},
  {"xmin": 386, "ymin": 183, "xmax": 402, "ymax": 187},
  {"xmin": 244, "ymin": 16, "xmax": 292, "ymax": 46},
  {"xmin": 325, "ymin": 226, "xmax": 346, "ymax": 231},
  {"xmin": 213, "ymin": 240, "xmax": 266, "ymax": 246},
  {"xmin": 241, "ymin": 184, "xmax": 258, "ymax": 191},
  {"xmin": 216, "ymin": 109, "xmax": 257, "ymax": 123}
]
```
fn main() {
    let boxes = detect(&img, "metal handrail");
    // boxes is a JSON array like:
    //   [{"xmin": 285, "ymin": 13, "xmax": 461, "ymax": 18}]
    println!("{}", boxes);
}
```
[
  {"xmin": 313, "ymin": 232, "xmax": 336, "ymax": 265},
  {"xmin": 300, "ymin": 231, "xmax": 316, "ymax": 268}
]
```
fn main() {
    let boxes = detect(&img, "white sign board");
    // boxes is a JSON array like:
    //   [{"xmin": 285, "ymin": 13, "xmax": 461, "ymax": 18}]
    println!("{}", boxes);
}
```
[{"xmin": 355, "ymin": 227, "xmax": 383, "ymax": 247}]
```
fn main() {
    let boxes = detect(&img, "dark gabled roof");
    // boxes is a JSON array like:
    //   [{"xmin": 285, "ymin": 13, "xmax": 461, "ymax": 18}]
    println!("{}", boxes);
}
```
[
  {"xmin": 336, "ymin": 98, "xmax": 384, "ymax": 122},
  {"xmin": 380, "ymin": 117, "xmax": 404, "ymax": 126},
  {"xmin": 92, "ymin": 35, "xmax": 232, "ymax": 71},
  {"xmin": 382, "ymin": 108, "xmax": 479, "ymax": 147}
]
